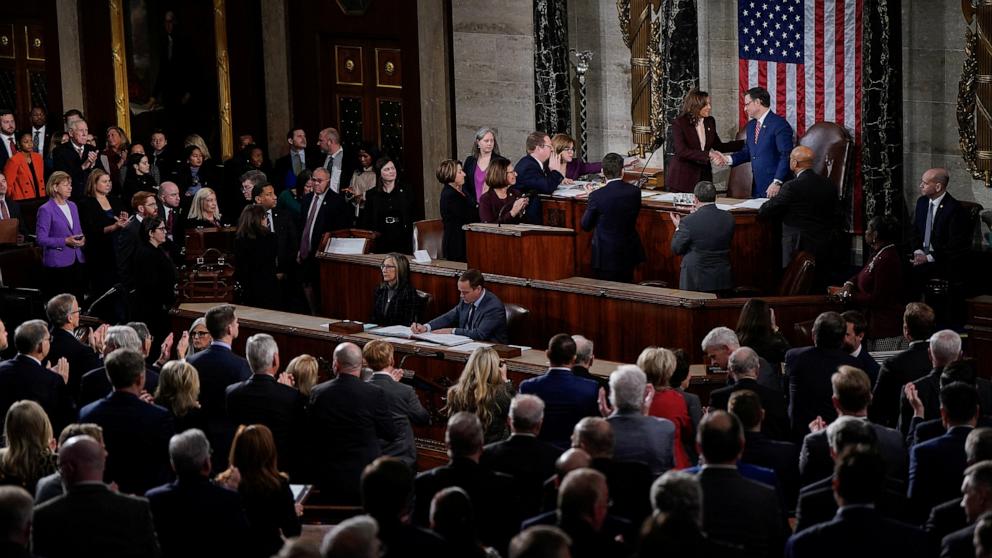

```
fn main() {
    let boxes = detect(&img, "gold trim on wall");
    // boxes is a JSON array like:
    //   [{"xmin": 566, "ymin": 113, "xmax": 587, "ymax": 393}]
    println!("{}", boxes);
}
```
[
  {"xmin": 214, "ymin": 0, "xmax": 233, "ymax": 161},
  {"xmin": 109, "ymin": 0, "xmax": 131, "ymax": 138}
]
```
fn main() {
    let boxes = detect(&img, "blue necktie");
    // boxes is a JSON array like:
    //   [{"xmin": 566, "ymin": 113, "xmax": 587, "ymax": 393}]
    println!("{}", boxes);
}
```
[{"xmin": 923, "ymin": 201, "xmax": 935, "ymax": 252}]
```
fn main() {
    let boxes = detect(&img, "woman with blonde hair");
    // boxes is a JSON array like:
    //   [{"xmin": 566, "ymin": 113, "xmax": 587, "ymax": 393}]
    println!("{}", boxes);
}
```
[
  {"xmin": 155, "ymin": 360, "xmax": 204, "ymax": 433},
  {"xmin": 0, "ymin": 400, "xmax": 57, "ymax": 494},
  {"xmin": 550, "ymin": 133, "xmax": 602, "ymax": 183},
  {"xmin": 217, "ymin": 424, "xmax": 301, "ymax": 558},
  {"xmin": 286, "ymin": 354, "xmax": 319, "ymax": 399},
  {"xmin": 638, "ymin": 347, "xmax": 692, "ymax": 468},
  {"xmin": 445, "ymin": 346, "xmax": 515, "ymax": 443},
  {"xmin": 186, "ymin": 186, "xmax": 222, "ymax": 228}
]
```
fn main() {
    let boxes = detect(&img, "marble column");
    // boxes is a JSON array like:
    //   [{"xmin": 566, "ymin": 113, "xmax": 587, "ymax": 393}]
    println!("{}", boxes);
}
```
[
  {"xmin": 862, "ymin": 0, "xmax": 903, "ymax": 221},
  {"xmin": 534, "ymin": 0, "xmax": 571, "ymax": 134},
  {"xmin": 260, "ymin": 0, "xmax": 292, "ymax": 163},
  {"xmin": 658, "ymin": 0, "xmax": 700, "ymax": 161},
  {"xmin": 418, "ymin": 0, "xmax": 452, "ymax": 219},
  {"xmin": 57, "ymin": 0, "xmax": 84, "ymax": 113}
]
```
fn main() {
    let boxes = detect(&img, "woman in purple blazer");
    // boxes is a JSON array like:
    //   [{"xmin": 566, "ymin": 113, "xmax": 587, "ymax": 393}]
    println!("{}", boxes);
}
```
[
  {"xmin": 36, "ymin": 170, "xmax": 86, "ymax": 299},
  {"xmin": 665, "ymin": 90, "xmax": 743, "ymax": 193}
]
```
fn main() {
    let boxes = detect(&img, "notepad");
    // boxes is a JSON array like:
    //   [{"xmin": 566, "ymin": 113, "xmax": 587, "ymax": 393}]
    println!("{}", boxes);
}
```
[{"xmin": 368, "ymin": 326, "xmax": 473, "ymax": 346}]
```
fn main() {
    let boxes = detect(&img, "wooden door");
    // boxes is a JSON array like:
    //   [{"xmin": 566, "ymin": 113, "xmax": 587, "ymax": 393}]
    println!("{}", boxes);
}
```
[{"xmin": 0, "ymin": 21, "xmax": 48, "ymax": 122}]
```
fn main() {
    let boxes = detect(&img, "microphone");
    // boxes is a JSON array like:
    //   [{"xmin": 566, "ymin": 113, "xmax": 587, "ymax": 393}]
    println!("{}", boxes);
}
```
[
  {"xmin": 636, "ymin": 142, "xmax": 662, "ymax": 189},
  {"xmin": 83, "ymin": 284, "xmax": 120, "ymax": 316}
]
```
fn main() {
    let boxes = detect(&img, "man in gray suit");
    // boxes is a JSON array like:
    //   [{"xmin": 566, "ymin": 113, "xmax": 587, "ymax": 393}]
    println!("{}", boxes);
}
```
[
  {"xmin": 671, "ymin": 180, "xmax": 734, "ymax": 292},
  {"xmin": 605, "ymin": 365, "xmax": 676, "ymax": 475},
  {"xmin": 363, "ymin": 340, "xmax": 430, "ymax": 467}
]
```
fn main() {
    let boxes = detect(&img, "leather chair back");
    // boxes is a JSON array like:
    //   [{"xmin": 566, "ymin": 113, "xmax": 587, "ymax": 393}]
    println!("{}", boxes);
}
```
[
  {"xmin": 504, "ymin": 302, "xmax": 530, "ymax": 344},
  {"xmin": 413, "ymin": 219, "xmax": 444, "ymax": 259},
  {"xmin": 778, "ymin": 250, "xmax": 816, "ymax": 296},
  {"xmin": 415, "ymin": 289, "xmax": 433, "ymax": 323},
  {"xmin": 798, "ymin": 122, "xmax": 853, "ymax": 197},
  {"xmin": 726, "ymin": 127, "xmax": 753, "ymax": 199}
]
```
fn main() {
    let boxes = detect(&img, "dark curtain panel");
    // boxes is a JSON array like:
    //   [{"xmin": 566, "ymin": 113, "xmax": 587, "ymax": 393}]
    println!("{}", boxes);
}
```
[
  {"xmin": 534, "ymin": 0, "xmax": 571, "ymax": 135},
  {"xmin": 659, "ymin": 0, "xmax": 700, "ymax": 159},
  {"xmin": 861, "ymin": 0, "xmax": 903, "ymax": 224}
]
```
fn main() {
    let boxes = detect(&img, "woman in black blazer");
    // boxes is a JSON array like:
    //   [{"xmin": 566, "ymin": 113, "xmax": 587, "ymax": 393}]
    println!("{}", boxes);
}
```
[
  {"xmin": 234, "ymin": 204, "xmax": 280, "ymax": 310},
  {"xmin": 665, "ymin": 89, "xmax": 744, "ymax": 193},
  {"xmin": 362, "ymin": 156, "xmax": 413, "ymax": 254},
  {"xmin": 371, "ymin": 253, "xmax": 420, "ymax": 326},
  {"xmin": 461, "ymin": 126, "xmax": 501, "ymax": 205},
  {"xmin": 133, "ymin": 217, "xmax": 178, "ymax": 344},
  {"xmin": 436, "ymin": 159, "xmax": 478, "ymax": 262}
]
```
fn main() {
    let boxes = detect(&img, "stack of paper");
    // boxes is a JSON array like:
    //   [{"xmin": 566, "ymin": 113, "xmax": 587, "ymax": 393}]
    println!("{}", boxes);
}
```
[
  {"xmin": 368, "ymin": 326, "xmax": 473, "ymax": 347},
  {"xmin": 734, "ymin": 198, "xmax": 770, "ymax": 209}
]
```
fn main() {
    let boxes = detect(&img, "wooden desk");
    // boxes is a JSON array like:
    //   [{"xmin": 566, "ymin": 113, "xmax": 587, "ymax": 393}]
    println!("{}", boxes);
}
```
[
  {"xmin": 317, "ymin": 253, "xmax": 841, "ymax": 363},
  {"xmin": 540, "ymin": 195, "xmax": 780, "ymax": 290},
  {"xmin": 0, "ymin": 245, "xmax": 41, "ymax": 288}
]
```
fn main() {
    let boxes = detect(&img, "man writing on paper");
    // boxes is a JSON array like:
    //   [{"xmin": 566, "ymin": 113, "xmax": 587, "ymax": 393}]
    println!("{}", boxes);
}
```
[{"xmin": 411, "ymin": 269, "xmax": 508, "ymax": 343}]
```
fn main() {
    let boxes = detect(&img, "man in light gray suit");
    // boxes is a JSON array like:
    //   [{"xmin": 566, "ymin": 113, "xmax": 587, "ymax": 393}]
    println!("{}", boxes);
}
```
[
  {"xmin": 605, "ymin": 365, "xmax": 676, "ymax": 475},
  {"xmin": 671, "ymin": 180, "xmax": 734, "ymax": 292},
  {"xmin": 363, "ymin": 340, "xmax": 430, "ymax": 468}
]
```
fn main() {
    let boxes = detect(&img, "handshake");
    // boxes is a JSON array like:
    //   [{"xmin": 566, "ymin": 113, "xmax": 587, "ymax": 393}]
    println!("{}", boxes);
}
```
[{"xmin": 708, "ymin": 149, "xmax": 729, "ymax": 167}]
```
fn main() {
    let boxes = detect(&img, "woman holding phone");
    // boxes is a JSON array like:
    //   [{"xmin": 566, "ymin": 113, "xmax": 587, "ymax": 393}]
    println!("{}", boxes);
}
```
[{"xmin": 36, "ymin": 171, "xmax": 87, "ymax": 299}]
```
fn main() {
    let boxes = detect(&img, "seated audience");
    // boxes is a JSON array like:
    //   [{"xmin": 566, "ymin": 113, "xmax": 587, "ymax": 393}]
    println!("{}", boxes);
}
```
[
  {"xmin": 412, "ymin": 268, "xmax": 509, "ymax": 343},
  {"xmin": 708, "ymin": 347, "xmax": 790, "ymax": 440},
  {"xmin": 478, "ymin": 157, "xmax": 528, "ymax": 224},
  {"xmin": 835, "ymin": 215, "xmax": 906, "ymax": 339},
  {"xmin": 870, "ymin": 302, "xmax": 937, "ymax": 427},
  {"xmin": 788, "ymin": 447, "xmax": 927, "ymax": 558},
  {"xmin": 0, "ymin": 401, "xmax": 57, "ymax": 495},
  {"xmin": 696, "ymin": 410, "xmax": 786, "ymax": 558},
  {"xmin": 0, "ymin": 319, "xmax": 71, "ymax": 432},
  {"xmin": 729, "ymin": 390, "xmax": 800, "ymax": 511},
  {"xmin": 286, "ymin": 354, "xmax": 318, "ymax": 399},
  {"xmin": 235, "ymin": 204, "xmax": 280, "ymax": 309},
  {"xmin": 605, "ymin": 364, "xmax": 676, "ymax": 475},
  {"xmin": 133, "ymin": 217, "xmax": 178, "ymax": 343},
  {"xmin": 372, "ymin": 253, "xmax": 421, "ymax": 326},
  {"xmin": 36, "ymin": 171, "xmax": 86, "ymax": 299},
  {"xmin": 735, "ymin": 298, "xmax": 791, "ymax": 371},
  {"xmin": 154, "ymin": 360, "xmax": 205, "ymax": 434},
  {"xmin": 145, "ymin": 429, "xmax": 250, "ymax": 557},
  {"xmin": 437, "ymin": 158, "xmax": 478, "ymax": 262},
  {"xmin": 308, "ymin": 342, "xmax": 398, "ymax": 503},
  {"xmin": 364, "ymin": 340, "xmax": 430, "ymax": 468},
  {"xmin": 841, "ymin": 310, "xmax": 880, "ymax": 385},
  {"xmin": 226, "ymin": 333, "xmax": 306, "ymax": 478},
  {"xmin": 430, "ymin": 486, "xmax": 500, "ymax": 558},
  {"xmin": 360, "ymin": 457, "xmax": 450, "ymax": 557},
  {"xmin": 32, "ymin": 435, "xmax": 160, "ymax": 557},
  {"xmin": 570, "ymin": 417, "xmax": 653, "ymax": 525},
  {"xmin": 0, "ymin": 485, "xmax": 32, "ymax": 557},
  {"xmin": 519, "ymin": 334, "xmax": 598, "ymax": 449},
  {"xmin": 362, "ymin": 156, "xmax": 413, "ymax": 253},
  {"xmin": 217, "ymin": 424, "xmax": 301, "ymax": 558},
  {"xmin": 186, "ymin": 186, "xmax": 223, "ymax": 228},
  {"xmin": 3, "ymin": 130, "xmax": 44, "ymax": 200},
  {"xmin": 445, "ymin": 346, "xmax": 515, "ymax": 444}
]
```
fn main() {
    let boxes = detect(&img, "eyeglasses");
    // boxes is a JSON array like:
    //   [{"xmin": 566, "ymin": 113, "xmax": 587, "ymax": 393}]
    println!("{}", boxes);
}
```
[
  {"xmin": 541, "ymin": 144, "xmax": 553, "ymax": 149},
  {"xmin": 155, "ymin": 226, "xmax": 167, "ymax": 231},
  {"xmin": 191, "ymin": 331, "xmax": 210, "ymax": 337},
  {"xmin": 507, "ymin": 169, "xmax": 517, "ymax": 175},
  {"xmin": 563, "ymin": 147, "xmax": 575, "ymax": 152},
  {"xmin": 380, "ymin": 264, "xmax": 396, "ymax": 270}
]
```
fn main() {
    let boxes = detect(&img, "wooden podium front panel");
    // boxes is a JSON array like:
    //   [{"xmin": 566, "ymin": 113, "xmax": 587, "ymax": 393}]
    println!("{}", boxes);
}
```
[{"xmin": 465, "ymin": 228, "xmax": 575, "ymax": 281}]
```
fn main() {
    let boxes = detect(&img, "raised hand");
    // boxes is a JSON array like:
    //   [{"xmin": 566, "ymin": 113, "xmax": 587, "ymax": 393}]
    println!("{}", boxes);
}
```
[
  {"xmin": 50, "ymin": 357, "xmax": 69, "ymax": 385},
  {"xmin": 175, "ymin": 331, "xmax": 190, "ymax": 360},
  {"xmin": 904, "ymin": 383, "xmax": 925, "ymax": 418}
]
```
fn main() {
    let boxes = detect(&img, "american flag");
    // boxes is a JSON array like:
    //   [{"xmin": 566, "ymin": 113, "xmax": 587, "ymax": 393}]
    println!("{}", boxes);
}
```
[{"xmin": 737, "ymin": 0, "xmax": 863, "ymax": 224}]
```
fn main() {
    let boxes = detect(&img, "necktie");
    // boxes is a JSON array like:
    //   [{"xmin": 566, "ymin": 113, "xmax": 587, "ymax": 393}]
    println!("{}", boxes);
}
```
[
  {"xmin": 923, "ymin": 201, "xmax": 935, "ymax": 252},
  {"xmin": 33, "ymin": 130, "xmax": 40, "ymax": 153},
  {"xmin": 466, "ymin": 304, "xmax": 475, "ymax": 329},
  {"xmin": 267, "ymin": 210, "xmax": 275, "ymax": 232},
  {"xmin": 292, "ymin": 152, "xmax": 302, "ymax": 175},
  {"xmin": 0, "ymin": 200, "xmax": 8, "ymax": 220},
  {"xmin": 166, "ymin": 208, "xmax": 174, "ymax": 235},
  {"xmin": 299, "ymin": 197, "xmax": 320, "ymax": 260},
  {"xmin": 753, "ymin": 121, "xmax": 761, "ymax": 145},
  {"xmin": 7, "ymin": 137, "xmax": 14, "ymax": 156}
]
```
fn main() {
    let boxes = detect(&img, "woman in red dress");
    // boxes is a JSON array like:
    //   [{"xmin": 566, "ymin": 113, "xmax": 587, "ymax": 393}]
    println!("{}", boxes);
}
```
[{"xmin": 639, "ymin": 346, "xmax": 692, "ymax": 468}]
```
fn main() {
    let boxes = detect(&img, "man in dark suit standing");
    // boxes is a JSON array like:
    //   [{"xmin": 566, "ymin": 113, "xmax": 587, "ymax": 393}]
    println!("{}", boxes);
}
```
[
  {"xmin": 117, "ymin": 190, "xmax": 159, "ymax": 295},
  {"xmin": 149, "ymin": 130, "xmax": 182, "ymax": 181},
  {"xmin": 841, "ymin": 311, "xmax": 880, "ymax": 386},
  {"xmin": 729, "ymin": 389, "xmax": 800, "ymax": 511},
  {"xmin": 308, "ymin": 342, "xmax": 398, "ymax": 504},
  {"xmin": 671, "ymin": 180, "xmax": 734, "ymax": 292},
  {"xmin": 579, "ymin": 152, "xmax": 644, "ymax": 283},
  {"xmin": 225, "ymin": 333, "xmax": 306, "ymax": 478},
  {"xmin": 514, "ymin": 131, "xmax": 564, "ymax": 225},
  {"xmin": 45, "ymin": 293, "xmax": 103, "ymax": 400},
  {"xmin": 253, "ymin": 181, "xmax": 299, "ymax": 307},
  {"xmin": 186, "ymin": 304, "xmax": 252, "ymax": 470},
  {"xmin": 911, "ymin": 167, "xmax": 971, "ymax": 288},
  {"xmin": 798, "ymin": 366, "xmax": 907, "ymax": 488},
  {"xmin": 870, "ymin": 302, "xmax": 937, "ymax": 427},
  {"xmin": 32, "ymin": 435, "xmax": 161, "ymax": 558},
  {"xmin": 925, "ymin": 428, "xmax": 992, "ymax": 547},
  {"xmin": 79, "ymin": 348, "xmax": 175, "ymax": 495},
  {"xmin": 696, "ymin": 410, "xmax": 787, "ymax": 558},
  {"xmin": 941, "ymin": 461, "xmax": 992, "ymax": 558},
  {"xmin": 297, "ymin": 166, "xmax": 352, "ymax": 314},
  {"xmin": 708, "ymin": 347, "xmax": 789, "ymax": 440},
  {"xmin": 786, "ymin": 447, "xmax": 926, "ymax": 558},
  {"xmin": 360, "ymin": 457, "xmax": 451, "ymax": 555},
  {"xmin": 317, "ymin": 127, "xmax": 357, "ymax": 195},
  {"xmin": 273, "ymin": 127, "xmax": 319, "ymax": 191},
  {"xmin": 0, "ymin": 109, "xmax": 16, "ymax": 172},
  {"xmin": 786, "ymin": 311, "xmax": 861, "ymax": 437},
  {"xmin": 52, "ymin": 118, "xmax": 102, "ymax": 199},
  {"xmin": 721, "ymin": 86, "xmax": 795, "ymax": 198},
  {"xmin": 157, "ymin": 181, "xmax": 186, "ymax": 262},
  {"xmin": 363, "ymin": 340, "xmax": 430, "ymax": 468},
  {"xmin": 758, "ymin": 146, "xmax": 841, "ymax": 273},
  {"xmin": 0, "ymin": 319, "xmax": 71, "ymax": 432},
  {"xmin": 518, "ymin": 334, "xmax": 600, "ymax": 449},
  {"xmin": 413, "ymin": 268, "xmax": 509, "ymax": 343},
  {"xmin": 898, "ymin": 329, "xmax": 964, "ymax": 435},
  {"xmin": 145, "ymin": 429, "xmax": 250, "ymax": 557}
]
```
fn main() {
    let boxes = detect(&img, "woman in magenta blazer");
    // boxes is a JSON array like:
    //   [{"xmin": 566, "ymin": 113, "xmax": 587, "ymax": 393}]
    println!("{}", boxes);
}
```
[
  {"xmin": 665, "ymin": 90, "xmax": 743, "ymax": 193},
  {"xmin": 36, "ymin": 171, "xmax": 86, "ymax": 299}
]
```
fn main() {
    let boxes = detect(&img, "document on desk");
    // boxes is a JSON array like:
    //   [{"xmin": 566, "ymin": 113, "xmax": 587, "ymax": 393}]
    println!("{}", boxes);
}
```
[
  {"xmin": 448, "ymin": 342, "xmax": 494, "ymax": 353},
  {"xmin": 733, "ymin": 198, "xmax": 770, "ymax": 209},
  {"xmin": 325, "ymin": 238, "xmax": 367, "ymax": 254},
  {"xmin": 368, "ymin": 326, "xmax": 473, "ymax": 346},
  {"xmin": 369, "ymin": 325, "xmax": 415, "ymax": 339}
]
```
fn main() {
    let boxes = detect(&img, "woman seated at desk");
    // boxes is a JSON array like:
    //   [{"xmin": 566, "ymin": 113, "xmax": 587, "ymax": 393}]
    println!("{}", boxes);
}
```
[
  {"xmin": 372, "ymin": 253, "xmax": 420, "ymax": 326},
  {"xmin": 834, "ymin": 215, "xmax": 906, "ymax": 340},
  {"xmin": 478, "ymin": 157, "xmax": 528, "ymax": 224}
]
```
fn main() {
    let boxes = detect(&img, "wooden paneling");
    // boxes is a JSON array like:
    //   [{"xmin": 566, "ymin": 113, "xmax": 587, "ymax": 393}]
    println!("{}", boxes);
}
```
[{"xmin": 465, "ymin": 225, "xmax": 575, "ymax": 281}]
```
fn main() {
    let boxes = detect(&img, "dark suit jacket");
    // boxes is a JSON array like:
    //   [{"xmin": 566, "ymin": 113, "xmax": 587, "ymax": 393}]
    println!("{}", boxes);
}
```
[
  {"xmin": 794, "ymin": 475, "xmax": 909, "ymax": 533},
  {"xmin": 786, "ymin": 506, "xmax": 927, "ymax": 558},
  {"xmin": 514, "ymin": 153, "xmax": 563, "ymax": 225},
  {"xmin": 870, "ymin": 340, "xmax": 933, "ymax": 427},
  {"xmin": 899, "ymin": 371, "xmax": 992, "ymax": 437},
  {"xmin": 941, "ymin": 522, "xmax": 976, "ymax": 558},
  {"xmin": 482, "ymin": 433, "xmax": 563, "ymax": 517},
  {"xmin": 225, "ymin": 373, "xmax": 306, "ymax": 474},
  {"xmin": 270, "ymin": 206, "xmax": 299, "ymax": 274},
  {"xmin": 665, "ymin": 114, "xmax": 743, "ymax": 192},
  {"xmin": 519, "ymin": 368, "xmax": 600, "ymax": 449},
  {"xmin": 368, "ymin": 372, "xmax": 430, "ymax": 467},
  {"xmin": 273, "ymin": 148, "xmax": 321, "ymax": 190},
  {"xmin": 579, "ymin": 178, "xmax": 645, "ymax": 275},
  {"xmin": 799, "ymin": 418, "xmax": 906, "ymax": 487},
  {"xmin": 671, "ymin": 203, "xmax": 734, "ymax": 291},
  {"xmin": 46, "ymin": 327, "xmax": 101, "ymax": 401},
  {"xmin": 308, "ymin": 373, "xmax": 398, "ymax": 503},
  {"xmin": 909, "ymin": 415, "xmax": 992, "ymax": 448},
  {"xmin": 743, "ymin": 431, "xmax": 800, "ymax": 511},
  {"xmin": 709, "ymin": 377, "xmax": 790, "ymax": 441},
  {"xmin": 317, "ymin": 148, "xmax": 358, "ymax": 194},
  {"xmin": 729, "ymin": 110, "xmax": 795, "ymax": 198},
  {"xmin": 116, "ymin": 216, "xmax": 143, "ymax": 287},
  {"xmin": 927, "ymin": 497, "xmax": 967, "ymax": 550},
  {"xmin": 298, "ymin": 189, "xmax": 352, "ymax": 260},
  {"xmin": 158, "ymin": 203, "xmax": 187, "ymax": 262},
  {"xmin": 913, "ymin": 192, "xmax": 971, "ymax": 276},
  {"xmin": 32, "ymin": 483, "xmax": 161, "ymax": 558},
  {"xmin": 427, "ymin": 288, "xmax": 508, "ymax": 343},
  {"xmin": 186, "ymin": 343, "xmax": 252, "ymax": 469},
  {"xmin": 852, "ymin": 346, "xmax": 881, "ymax": 386},
  {"xmin": 0, "ymin": 354, "xmax": 73, "ymax": 432},
  {"xmin": 786, "ymin": 346, "xmax": 861, "ymax": 437},
  {"xmin": 439, "ymin": 184, "xmax": 478, "ymax": 262},
  {"xmin": 79, "ymin": 365, "xmax": 160, "ymax": 408},
  {"xmin": 79, "ymin": 391, "xmax": 175, "ymax": 495},
  {"xmin": 150, "ymin": 145, "xmax": 182, "ymax": 180},
  {"xmin": 145, "ymin": 475, "xmax": 250, "ymax": 558},
  {"xmin": 698, "ymin": 466, "xmax": 787, "ymax": 558},
  {"xmin": 0, "ymin": 195, "xmax": 28, "ymax": 236},
  {"xmin": 909, "ymin": 425, "xmax": 972, "ymax": 521},
  {"xmin": 52, "ymin": 141, "xmax": 103, "ymax": 200},
  {"xmin": 758, "ymin": 168, "xmax": 840, "ymax": 264}
]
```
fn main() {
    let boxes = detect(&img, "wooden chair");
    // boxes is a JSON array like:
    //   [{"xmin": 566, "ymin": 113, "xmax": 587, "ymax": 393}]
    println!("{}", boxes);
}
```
[
  {"xmin": 504, "ymin": 302, "xmax": 530, "ymax": 344},
  {"xmin": 413, "ymin": 219, "xmax": 444, "ymax": 260},
  {"xmin": 415, "ymin": 289, "xmax": 433, "ymax": 323},
  {"xmin": 726, "ymin": 127, "xmax": 753, "ymax": 199},
  {"xmin": 778, "ymin": 250, "xmax": 817, "ymax": 296}
]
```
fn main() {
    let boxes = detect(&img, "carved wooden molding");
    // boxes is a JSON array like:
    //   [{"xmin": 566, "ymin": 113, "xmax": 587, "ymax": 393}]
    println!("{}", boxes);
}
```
[
  {"xmin": 109, "ymin": 0, "xmax": 131, "ymax": 138},
  {"xmin": 214, "ymin": 0, "xmax": 233, "ymax": 161}
]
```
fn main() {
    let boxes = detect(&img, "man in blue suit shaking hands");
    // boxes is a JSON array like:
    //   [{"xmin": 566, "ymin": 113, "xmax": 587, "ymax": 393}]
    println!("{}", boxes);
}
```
[{"xmin": 718, "ymin": 87, "xmax": 794, "ymax": 198}]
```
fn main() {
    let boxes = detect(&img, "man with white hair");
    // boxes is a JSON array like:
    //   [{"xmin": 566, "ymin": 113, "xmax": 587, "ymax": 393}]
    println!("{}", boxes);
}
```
[
  {"xmin": 0, "ymin": 319, "xmax": 70, "ymax": 431},
  {"xmin": 226, "ymin": 333, "xmax": 306, "ymax": 476},
  {"xmin": 605, "ymin": 365, "xmax": 676, "ymax": 475},
  {"xmin": 79, "ymin": 324, "xmax": 160, "ymax": 406},
  {"xmin": 52, "ymin": 117, "xmax": 102, "ymax": 199},
  {"xmin": 321, "ymin": 515, "xmax": 381, "ymax": 558},
  {"xmin": 897, "ymin": 329, "xmax": 965, "ymax": 435},
  {"xmin": 45, "ymin": 292, "xmax": 103, "ymax": 399},
  {"xmin": 146, "ymin": 429, "xmax": 249, "ymax": 556},
  {"xmin": 571, "ymin": 334, "xmax": 607, "ymax": 388},
  {"xmin": 701, "ymin": 326, "xmax": 780, "ymax": 392},
  {"xmin": 707, "ymin": 346, "xmax": 790, "ymax": 440}
]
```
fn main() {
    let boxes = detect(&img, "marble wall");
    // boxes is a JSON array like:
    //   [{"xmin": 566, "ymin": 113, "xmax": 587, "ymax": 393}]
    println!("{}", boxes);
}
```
[{"xmin": 697, "ymin": 0, "xmax": 739, "ymax": 187}]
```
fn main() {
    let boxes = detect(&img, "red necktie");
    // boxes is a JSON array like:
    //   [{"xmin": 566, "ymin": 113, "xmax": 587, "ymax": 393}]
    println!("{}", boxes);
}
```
[
  {"xmin": 166, "ymin": 208, "xmax": 174, "ymax": 234},
  {"xmin": 754, "ymin": 121, "xmax": 761, "ymax": 145},
  {"xmin": 7, "ymin": 137, "xmax": 14, "ymax": 156},
  {"xmin": 0, "ymin": 200, "xmax": 8, "ymax": 220}
]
